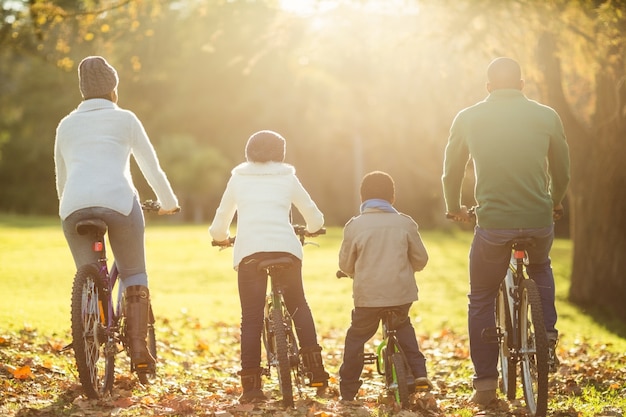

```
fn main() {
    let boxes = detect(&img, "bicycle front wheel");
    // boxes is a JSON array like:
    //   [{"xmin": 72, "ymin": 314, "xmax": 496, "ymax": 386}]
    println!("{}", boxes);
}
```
[
  {"xmin": 70, "ymin": 264, "xmax": 114, "ymax": 398},
  {"xmin": 519, "ymin": 279, "xmax": 549, "ymax": 416},
  {"xmin": 496, "ymin": 282, "xmax": 516, "ymax": 400},
  {"xmin": 390, "ymin": 352, "xmax": 411, "ymax": 408},
  {"xmin": 271, "ymin": 304, "xmax": 294, "ymax": 407}
]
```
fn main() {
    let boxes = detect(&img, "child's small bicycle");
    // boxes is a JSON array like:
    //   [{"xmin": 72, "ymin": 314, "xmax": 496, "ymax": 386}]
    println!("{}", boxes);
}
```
[
  {"xmin": 212, "ymin": 225, "xmax": 325, "ymax": 407},
  {"xmin": 336, "ymin": 271, "xmax": 430, "ymax": 408},
  {"xmin": 68, "ymin": 200, "xmax": 176, "ymax": 399}
]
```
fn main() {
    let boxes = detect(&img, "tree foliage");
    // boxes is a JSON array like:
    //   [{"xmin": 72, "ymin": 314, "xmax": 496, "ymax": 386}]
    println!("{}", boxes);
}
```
[{"xmin": 1, "ymin": 1, "xmax": 625, "ymax": 317}]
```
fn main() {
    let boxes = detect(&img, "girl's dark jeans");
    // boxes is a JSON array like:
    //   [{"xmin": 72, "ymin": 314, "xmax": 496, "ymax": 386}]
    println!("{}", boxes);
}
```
[{"xmin": 237, "ymin": 252, "xmax": 319, "ymax": 370}]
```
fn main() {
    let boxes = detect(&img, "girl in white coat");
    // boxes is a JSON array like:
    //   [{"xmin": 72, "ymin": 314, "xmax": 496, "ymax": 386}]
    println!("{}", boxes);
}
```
[{"xmin": 210, "ymin": 130, "xmax": 329, "ymax": 403}]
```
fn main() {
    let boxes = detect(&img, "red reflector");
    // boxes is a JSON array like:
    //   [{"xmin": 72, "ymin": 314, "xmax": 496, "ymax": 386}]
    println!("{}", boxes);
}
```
[
  {"xmin": 514, "ymin": 250, "xmax": 525, "ymax": 259},
  {"xmin": 93, "ymin": 241, "xmax": 103, "ymax": 252}
]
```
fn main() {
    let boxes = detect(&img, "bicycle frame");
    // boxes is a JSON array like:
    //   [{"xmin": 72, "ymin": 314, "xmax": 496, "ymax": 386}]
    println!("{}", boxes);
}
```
[
  {"xmin": 363, "ymin": 310, "xmax": 412, "ymax": 408},
  {"xmin": 496, "ymin": 240, "xmax": 549, "ymax": 416}
]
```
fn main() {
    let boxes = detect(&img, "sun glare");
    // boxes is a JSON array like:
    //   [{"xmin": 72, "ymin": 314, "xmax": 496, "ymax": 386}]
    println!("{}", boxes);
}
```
[{"xmin": 279, "ymin": 0, "xmax": 419, "ymax": 16}]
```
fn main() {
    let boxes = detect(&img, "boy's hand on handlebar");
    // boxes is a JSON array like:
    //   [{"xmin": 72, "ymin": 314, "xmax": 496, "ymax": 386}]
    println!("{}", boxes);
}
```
[{"xmin": 446, "ymin": 205, "xmax": 471, "ymax": 223}]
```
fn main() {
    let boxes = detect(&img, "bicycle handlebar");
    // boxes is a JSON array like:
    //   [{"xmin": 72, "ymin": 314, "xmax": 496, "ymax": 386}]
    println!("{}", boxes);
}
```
[
  {"xmin": 141, "ymin": 200, "xmax": 181, "ymax": 213},
  {"xmin": 211, "ymin": 225, "xmax": 326, "ymax": 248},
  {"xmin": 446, "ymin": 206, "xmax": 563, "ymax": 222}
]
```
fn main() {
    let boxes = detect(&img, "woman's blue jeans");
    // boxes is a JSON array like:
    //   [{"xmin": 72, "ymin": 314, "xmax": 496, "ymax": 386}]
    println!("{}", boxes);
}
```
[
  {"xmin": 237, "ymin": 252, "xmax": 318, "ymax": 370},
  {"xmin": 468, "ymin": 225, "xmax": 557, "ymax": 390},
  {"xmin": 61, "ymin": 199, "xmax": 148, "ymax": 288}
]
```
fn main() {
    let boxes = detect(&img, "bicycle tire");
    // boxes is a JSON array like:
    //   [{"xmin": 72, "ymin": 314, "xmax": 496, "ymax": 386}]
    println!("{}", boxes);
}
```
[
  {"xmin": 271, "ymin": 303, "xmax": 294, "ymax": 407},
  {"xmin": 71, "ymin": 264, "xmax": 113, "ymax": 398},
  {"xmin": 390, "ymin": 352, "xmax": 411, "ymax": 408},
  {"xmin": 519, "ymin": 279, "xmax": 549, "ymax": 416},
  {"xmin": 496, "ymin": 282, "xmax": 516, "ymax": 400}
]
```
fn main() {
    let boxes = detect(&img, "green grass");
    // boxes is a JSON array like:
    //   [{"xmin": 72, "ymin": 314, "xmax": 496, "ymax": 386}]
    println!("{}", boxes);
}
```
[
  {"xmin": 2, "ymin": 215, "xmax": 626, "ymax": 416},
  {"xmin": 1, "ymin": 214, "xmax": 625, "ymax": 351}
]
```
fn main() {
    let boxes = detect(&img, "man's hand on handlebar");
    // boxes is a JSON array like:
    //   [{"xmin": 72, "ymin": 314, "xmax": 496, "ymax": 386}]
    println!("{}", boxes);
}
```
[
  {"xmin": 553, "ymin": 203, "xmax": 564, "ymax": 221},
  {"xmin": 446, "ymin": 205, "xmax": 472, "ymax": 223}
]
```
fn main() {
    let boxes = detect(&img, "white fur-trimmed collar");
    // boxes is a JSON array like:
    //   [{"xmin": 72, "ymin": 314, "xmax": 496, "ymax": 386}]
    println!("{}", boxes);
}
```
[{"xmin": 231, "ymin": 161, "xmax": 296, "ymax": 176}]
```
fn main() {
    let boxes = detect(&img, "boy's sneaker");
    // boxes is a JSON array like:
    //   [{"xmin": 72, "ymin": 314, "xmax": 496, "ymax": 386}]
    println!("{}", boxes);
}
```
[
  {"xmin": 548, "ymin": 336, "xmax": 560, "ymax": 373},
  {"xmin": 470, "ymin": 389, "xmax": 497, "ymax": 406}
]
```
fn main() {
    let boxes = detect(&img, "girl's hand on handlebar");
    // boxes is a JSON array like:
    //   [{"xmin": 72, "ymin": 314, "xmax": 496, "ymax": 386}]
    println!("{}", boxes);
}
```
[{"xmin": 158, "ymin": 207, "xmax": 181, "ymax": 215}]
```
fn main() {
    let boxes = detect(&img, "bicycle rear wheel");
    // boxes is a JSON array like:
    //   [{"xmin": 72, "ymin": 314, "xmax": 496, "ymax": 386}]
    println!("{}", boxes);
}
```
[
  {"xmin": 71, "ymin": 264, "xmax": 114, "ymax": 398},
  {"xmin": 496, "ymin": 282, "xmax": 516, "ymax": 400},
  {"xmin": 390, "ymin": 352, "xmax": 410, "ymax": 408},
  {"xmin": 519, "ymin": 279, "xmax": 549, "ymax": 416},
  {"xmin": 271, "ymin": 303, "xmax": 294, "ymax": 407}
]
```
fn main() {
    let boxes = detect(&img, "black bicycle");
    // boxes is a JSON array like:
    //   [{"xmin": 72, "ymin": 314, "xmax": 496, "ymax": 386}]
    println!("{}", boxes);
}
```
[
  {"xmin": 448, "ymin": 207, "xmax": 549, "ymax": 416},
  {"xmin": 213, "ymin": 225, "xmax": 325, "ymax": 407},
  {"xmin": 69, "ymin": 200, "xmax": 175, "ymax": 398}
]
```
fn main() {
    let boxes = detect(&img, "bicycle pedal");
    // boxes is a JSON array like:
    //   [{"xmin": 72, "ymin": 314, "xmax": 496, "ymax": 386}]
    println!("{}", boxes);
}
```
[
  {"xmin": 481, "ymin": 327, "xmax": 503, "ymax": 344},
  {"xmin": 362, "ymin": 353, "xmax": 377, "ymax": 364}
]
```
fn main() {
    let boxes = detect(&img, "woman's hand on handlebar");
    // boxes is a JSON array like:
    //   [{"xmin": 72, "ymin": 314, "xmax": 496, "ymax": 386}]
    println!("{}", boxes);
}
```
[
  {"xmin": 446, "ymin": 205, "xmax": 472, "ymax": 223},
  {"xmin": 212, "ymin": 237, "xmax": 235, "ymax": 247}
]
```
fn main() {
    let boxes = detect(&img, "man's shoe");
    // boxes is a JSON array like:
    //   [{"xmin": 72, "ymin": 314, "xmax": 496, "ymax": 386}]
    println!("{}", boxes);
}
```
[
  {"xmin": 548, "ymin": 336, "xmax": 560, "ymax": 373},
  {"xmin": 470, "ymin": 389, "xmax": 497, "ymax": 406}
]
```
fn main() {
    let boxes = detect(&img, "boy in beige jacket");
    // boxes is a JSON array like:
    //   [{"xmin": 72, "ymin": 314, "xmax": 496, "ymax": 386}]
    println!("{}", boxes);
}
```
[{"xmin": 338, "ymin": 171, "xmax": 432, "ymax": 401}]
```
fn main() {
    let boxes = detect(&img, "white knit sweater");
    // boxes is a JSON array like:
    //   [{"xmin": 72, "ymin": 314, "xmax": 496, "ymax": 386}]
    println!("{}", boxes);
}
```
[
  {"xmin": 209, "ymin": 162, "xmax": 324, "ymax": 269},
  {"xmin": 54, "ymin": 99, "xmax": 178, "ymax": 220}
]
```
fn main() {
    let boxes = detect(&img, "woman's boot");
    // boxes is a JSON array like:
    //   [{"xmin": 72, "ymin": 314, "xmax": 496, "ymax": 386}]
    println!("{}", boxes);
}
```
[
  {"xmin": 300, "ymin": 345, "xmax": 330, "ymax": 393},
  {"xmin": 124, "ymin": 285, "xmax": 156, "ymax": 373},
  {"xmin": 238, "ymin": 368, "xmax": 266, "ymax": 403}
]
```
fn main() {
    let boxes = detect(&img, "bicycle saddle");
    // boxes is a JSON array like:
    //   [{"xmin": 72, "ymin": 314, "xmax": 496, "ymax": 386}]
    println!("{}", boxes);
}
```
[
  {"xmin": 75, "ymin": 219, "xmax": 108, "ymax": 236},
  {"xmin": 257, "ymin": 256, "xmax": 294, "ymax": 272},
  {"xmin": 509, "ymin": 237, "xmax": 535, "ymax": 251}
]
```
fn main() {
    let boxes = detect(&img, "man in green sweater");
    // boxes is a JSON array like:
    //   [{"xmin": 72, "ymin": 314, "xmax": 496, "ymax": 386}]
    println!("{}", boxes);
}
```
[{"xmin": 442, "ymin": 57, "xmax": 570, "ymax": 406}]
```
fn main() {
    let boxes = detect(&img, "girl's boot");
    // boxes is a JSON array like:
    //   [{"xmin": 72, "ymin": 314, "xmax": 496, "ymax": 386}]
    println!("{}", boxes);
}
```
[
  {"xmin": 238, "ymin": 368, "xmax": 266, "ymax": 403},
  {"xmin": 300, "ymin": 345, "xmax": 330, "ymax": 393}
]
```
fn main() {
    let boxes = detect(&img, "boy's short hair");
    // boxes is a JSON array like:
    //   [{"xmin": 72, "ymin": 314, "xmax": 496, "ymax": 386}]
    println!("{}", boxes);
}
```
[{"xmin": 360, "ymin": 171, "xmax": 395, "ymax": 203}]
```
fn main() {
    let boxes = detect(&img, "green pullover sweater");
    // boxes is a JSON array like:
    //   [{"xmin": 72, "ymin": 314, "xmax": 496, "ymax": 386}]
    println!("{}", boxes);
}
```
[{"xmin": 442, "ymin": 89, "xmax": 570, "ymax": 229}]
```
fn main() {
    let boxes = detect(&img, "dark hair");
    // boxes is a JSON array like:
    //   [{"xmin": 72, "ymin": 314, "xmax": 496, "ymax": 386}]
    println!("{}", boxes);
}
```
[
  {"xmin": 245, "ymin": 130, "xmax": 286, "ymax": 163},
  {"xmin": 360, "ymin": 171, "xmax": 395, "ymax": 203}
]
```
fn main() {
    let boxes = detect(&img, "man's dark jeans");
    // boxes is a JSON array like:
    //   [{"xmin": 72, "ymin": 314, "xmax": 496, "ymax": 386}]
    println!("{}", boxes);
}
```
[{"xmin": 468, "ymin": 225, "xmax": 557, "ymax": 390}]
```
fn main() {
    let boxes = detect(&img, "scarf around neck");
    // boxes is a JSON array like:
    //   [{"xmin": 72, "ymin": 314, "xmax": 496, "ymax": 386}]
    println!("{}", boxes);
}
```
[{"xmin": 360, "ymin": 198, "xmax": 398, "ymax": 214}]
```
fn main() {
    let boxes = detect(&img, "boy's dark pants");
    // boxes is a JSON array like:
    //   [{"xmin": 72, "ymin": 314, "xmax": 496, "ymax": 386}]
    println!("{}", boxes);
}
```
[{"xmin": 339, "ymin": 303, "xmax": 426, "ymax": 399}]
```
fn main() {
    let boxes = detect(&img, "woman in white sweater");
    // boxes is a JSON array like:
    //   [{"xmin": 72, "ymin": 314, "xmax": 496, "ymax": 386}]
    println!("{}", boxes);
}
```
[
  {"xmin": 54, "ymin": 56, "xmax": 179, "ymax": 375},
  {"xmin": 210, "ymin": 130, "xmax": 329, "ymax": 403}
]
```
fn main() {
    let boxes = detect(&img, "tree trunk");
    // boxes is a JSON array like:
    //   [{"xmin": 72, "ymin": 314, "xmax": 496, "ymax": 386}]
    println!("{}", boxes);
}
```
[{"xmin": 537, "ymin": 32, "xmax": 626, "ymax": 321}]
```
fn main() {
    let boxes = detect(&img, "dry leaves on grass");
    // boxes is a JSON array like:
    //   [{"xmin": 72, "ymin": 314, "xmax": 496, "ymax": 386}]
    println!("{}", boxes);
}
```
[{"xmin": 1, "ymin": 317, "xmax": 625, "ymax": 416}]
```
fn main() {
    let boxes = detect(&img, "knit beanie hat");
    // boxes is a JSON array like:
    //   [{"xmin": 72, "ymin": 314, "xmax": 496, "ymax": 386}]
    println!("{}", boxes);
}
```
[
  {"xmin": 360, "ymin": 171, "xmax": 396, "ymax": 203},
  {"xmin": 78, "ymin": 56, "xmax": 119, "ymax": 99},
  {"xmin": 245, "ymin": 130, "xmax": 286, "ymax": 163}
]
